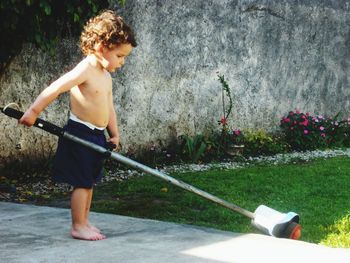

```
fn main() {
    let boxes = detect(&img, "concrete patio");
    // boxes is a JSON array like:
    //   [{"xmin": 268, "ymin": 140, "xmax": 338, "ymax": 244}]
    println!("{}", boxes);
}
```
[{"xmin": 1, "ymin": 202, "xmax": 349, "ymax": 263}]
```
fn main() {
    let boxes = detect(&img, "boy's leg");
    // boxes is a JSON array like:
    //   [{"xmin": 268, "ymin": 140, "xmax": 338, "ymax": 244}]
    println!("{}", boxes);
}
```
[
  {"xmin": 70, "ymin": 187, "xmax": 105, "ymax": 241},
  {"xmin": 85, "ymin": 188, "xmax": 102, "ymax": 234}
]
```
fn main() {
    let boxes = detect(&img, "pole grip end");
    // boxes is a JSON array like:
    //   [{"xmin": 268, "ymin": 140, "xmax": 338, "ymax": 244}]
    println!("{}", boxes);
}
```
[{"xmin": 1, "ymin": 107, "xmax": 63, "ymax": 137}]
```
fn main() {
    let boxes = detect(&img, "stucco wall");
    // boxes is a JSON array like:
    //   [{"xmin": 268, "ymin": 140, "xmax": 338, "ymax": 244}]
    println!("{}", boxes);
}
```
[{"xmin": 1, "ymin": 0, "xmax": 350, "ymax": 163}]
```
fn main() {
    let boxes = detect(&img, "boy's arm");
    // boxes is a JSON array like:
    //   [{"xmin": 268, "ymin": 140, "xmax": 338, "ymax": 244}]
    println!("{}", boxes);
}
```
[
  {"xmin": 106, "ymin": 94, "xmax": 120, "ymax": 149},
  {"xmin": 19, "ymin": 61, "xmax": 89, "ymax": 126}
]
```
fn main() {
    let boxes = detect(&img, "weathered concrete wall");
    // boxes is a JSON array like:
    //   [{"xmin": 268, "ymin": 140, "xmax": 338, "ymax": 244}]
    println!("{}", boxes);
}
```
[{"xmin": 1, "ymin": 0, "xmax": 350, "ymax": 163}]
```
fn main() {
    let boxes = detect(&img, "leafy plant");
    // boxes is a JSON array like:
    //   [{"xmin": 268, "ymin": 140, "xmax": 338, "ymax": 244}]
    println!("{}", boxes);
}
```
[
  {"xmin": 0, "ymin": 0, "xmax": 126, "ymax": 73},
  {"xmin": 320, "ymin": 213, "xmax": 350, "ymax": 248},
  {"xmin": 217, "ymin": 74, "xmax": 237, "ymax": 151},
  {"xmin": 179, "ymin": 134, "xmax": 208, "ymax": 163},
  {"xmin": 217, "ymin": 74, "xmax": 233, "ymax": 128},
  {"xmin": 237, "ymin": 129, "xmax": 288, "ymax": 156},
  {"xmin": 242, "ymin": 129, "xmax": 269, "ymax": 155}
]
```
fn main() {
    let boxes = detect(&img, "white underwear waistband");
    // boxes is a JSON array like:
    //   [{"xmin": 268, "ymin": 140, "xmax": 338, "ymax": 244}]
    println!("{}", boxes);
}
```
[{"xmin": 69, "ymin": 112, "xmax": 105, "ymax": 130}]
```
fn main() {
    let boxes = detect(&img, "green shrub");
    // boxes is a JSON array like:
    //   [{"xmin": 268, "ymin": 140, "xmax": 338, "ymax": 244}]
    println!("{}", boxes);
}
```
[
  {"xmin": 242, "ymin": 129, "xmax": 288, "ymax": 156},
  {"xmin": 0, "ymin": 0, "xmax": 126, "ymax": 72},
  {"xmin": 320, "ymin": 213, "xmax": 350, "ymax": 248}
]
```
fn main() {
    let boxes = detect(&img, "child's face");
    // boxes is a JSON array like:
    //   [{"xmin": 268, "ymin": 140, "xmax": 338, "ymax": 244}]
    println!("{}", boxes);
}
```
[{"xmin": 100, "ymin": 43, "xmax": 133, "ymax": 72}]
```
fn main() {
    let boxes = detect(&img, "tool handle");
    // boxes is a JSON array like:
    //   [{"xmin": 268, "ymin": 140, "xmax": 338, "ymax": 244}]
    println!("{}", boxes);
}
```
[{"xmin": 1, "ymin": 107, "xmax": 63, "ymax": 136}]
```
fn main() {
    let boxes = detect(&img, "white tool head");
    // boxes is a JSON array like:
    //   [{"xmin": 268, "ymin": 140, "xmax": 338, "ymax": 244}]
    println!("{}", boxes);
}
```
[{"xmin": 252, "ymin": 205, "xmax": 300, "ymax": 238}]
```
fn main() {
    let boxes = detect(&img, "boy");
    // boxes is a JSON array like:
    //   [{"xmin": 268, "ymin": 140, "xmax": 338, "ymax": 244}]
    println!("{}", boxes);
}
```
[{"xmin": 19, "ymin": 10, "xmax": 137, "ymax": 241}]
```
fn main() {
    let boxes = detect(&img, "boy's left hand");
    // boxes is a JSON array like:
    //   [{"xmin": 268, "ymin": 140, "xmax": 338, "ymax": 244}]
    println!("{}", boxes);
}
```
[{"xmin": 108, "ymin": 136, "xmax": 120, "ymax": 151}]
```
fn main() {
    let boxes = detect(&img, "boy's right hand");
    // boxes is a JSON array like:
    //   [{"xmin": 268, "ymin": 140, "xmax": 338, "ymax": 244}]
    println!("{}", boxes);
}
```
[{"xmin": 19, "ymin": 108, "xmax": 38, "ymax": 127}]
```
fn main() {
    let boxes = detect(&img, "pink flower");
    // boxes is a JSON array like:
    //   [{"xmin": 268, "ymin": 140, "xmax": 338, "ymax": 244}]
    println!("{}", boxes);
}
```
[
  {"xmin": 283, "ymin": 118, "xmax": 290, "ymax": 123},
  {"xmin": 320, "ymin": 126, "xmax": 325, "ymax": 131},
  {"xmin": 321, "ymin": 133, "xmax": 326, "ymax": 137},
  {"xmin": 304, "ymin": 130, "xmax": 309, "ymax": 135},
  {"xmin": 234, "ymin": 130, "xmax": 241, "ymax": 136},
  {"xmin": 301, "ymin": 119, "xmax": 309, "ymax": 126},
  {"xmin": 220, "ymin": 117, "xmax": 228, "ymax": 126}
]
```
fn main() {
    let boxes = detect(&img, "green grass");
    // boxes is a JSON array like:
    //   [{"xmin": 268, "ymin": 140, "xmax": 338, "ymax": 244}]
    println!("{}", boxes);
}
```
[{"xmin": 91, "ymin": 156, "xmax": 350, "ymax": 247}]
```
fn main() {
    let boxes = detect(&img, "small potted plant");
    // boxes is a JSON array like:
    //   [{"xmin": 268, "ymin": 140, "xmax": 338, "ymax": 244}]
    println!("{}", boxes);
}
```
[{"xmin": 225, "ymin": 129, "xmax": 245, "ymax": 156}]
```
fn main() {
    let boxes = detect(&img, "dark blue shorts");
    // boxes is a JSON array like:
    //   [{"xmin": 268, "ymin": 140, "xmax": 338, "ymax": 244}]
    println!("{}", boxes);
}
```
[{"xmin": 52, "ymin": 119, "xmax": 107, "ymax": 189}]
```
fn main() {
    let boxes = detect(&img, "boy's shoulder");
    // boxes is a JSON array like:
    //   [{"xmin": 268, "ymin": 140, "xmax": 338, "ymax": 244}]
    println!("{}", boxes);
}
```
[
  {"xmin": 72, "ymin": 56, "xmax": 105, "ymax": 77},
  {"xmin": 75, "ymin": 56, "xmax": 112, "ymax": 84},
  {"xmin": 76, "ymin": 56, "xmax": 94, "ymax": 70},
  {"xmin": 80, "ymin": 55, "xmax": 109, "ymax": 74}
]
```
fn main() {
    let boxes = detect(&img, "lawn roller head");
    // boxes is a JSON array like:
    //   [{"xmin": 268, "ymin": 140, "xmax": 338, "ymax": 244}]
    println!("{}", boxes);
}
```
[
  {"xmin": 1, "ymin": 106, "xmax": 301, "ymax": 239},
  {"xmin": 253, "ymin": 205, "xmax": 301, "ymax": 239}
]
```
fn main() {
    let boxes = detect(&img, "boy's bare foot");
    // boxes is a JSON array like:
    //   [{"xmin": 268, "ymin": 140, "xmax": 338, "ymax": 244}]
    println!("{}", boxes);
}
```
[
  {"xmin": 87, "ymin": 222, "xmax": 101, "ymax": 233},
  {"xmin": 71, "ymin": 226, "xmax": 106, "ymax": 241}
]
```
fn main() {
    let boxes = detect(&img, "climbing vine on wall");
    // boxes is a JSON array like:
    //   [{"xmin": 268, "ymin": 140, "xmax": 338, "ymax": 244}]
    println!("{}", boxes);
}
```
[{"xmin": 0, "ymin": 0, "xmax": 125, "ymax": 73}]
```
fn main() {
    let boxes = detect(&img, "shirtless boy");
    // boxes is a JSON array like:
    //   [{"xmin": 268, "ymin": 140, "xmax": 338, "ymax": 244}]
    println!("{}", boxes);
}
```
[{"xmin": 19, "ymin": 10, "xmax": 137, "ymax": 241}]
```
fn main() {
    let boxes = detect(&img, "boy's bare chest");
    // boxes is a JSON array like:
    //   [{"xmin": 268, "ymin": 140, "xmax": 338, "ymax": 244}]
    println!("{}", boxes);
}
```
[{"xmin": 80, "ymin": 71, "xmax": 111, "ymax": 97}]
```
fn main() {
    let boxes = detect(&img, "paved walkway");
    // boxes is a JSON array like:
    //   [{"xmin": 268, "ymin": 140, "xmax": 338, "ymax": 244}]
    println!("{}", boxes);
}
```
[{"xmin": 1, "ymin": 202, "xmax": 349, "ymax": 263}]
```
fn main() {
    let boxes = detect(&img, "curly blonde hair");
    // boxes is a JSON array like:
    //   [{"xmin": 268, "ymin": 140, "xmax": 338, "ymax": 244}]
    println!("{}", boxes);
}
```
[{"xmin": 80, "ymin": 10, "xmax": 137, "ymax": 55}]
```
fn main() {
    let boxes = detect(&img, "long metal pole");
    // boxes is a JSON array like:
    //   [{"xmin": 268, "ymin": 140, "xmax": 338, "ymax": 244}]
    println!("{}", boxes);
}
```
[{"xmin": 2, "ymin": 107, "xmax": 303, "ymax": 239}]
